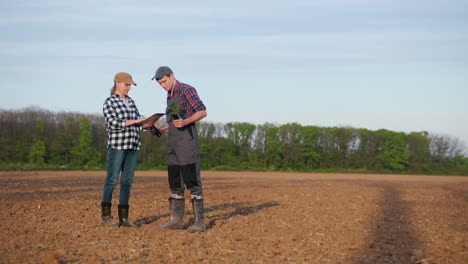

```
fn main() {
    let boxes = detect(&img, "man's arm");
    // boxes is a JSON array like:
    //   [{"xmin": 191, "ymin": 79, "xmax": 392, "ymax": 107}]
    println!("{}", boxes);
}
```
[{"xmin": 173, "ymin": 110, "xmax": 207, "ymax": 128}]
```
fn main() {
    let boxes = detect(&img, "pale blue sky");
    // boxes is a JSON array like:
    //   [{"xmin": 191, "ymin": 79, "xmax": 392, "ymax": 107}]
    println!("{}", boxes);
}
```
[{"xmin": 2, "ymin": 0, "xmax": 467, "ymax": 148}]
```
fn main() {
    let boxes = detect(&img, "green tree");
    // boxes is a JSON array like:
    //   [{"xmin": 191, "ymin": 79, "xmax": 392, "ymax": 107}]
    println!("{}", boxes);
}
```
[
  {"xmin": 299, "ymin": 125, "xmax": 320, "ymax": 170},
  {"xmin": 29, "ymin": 119, "xmax": 46, "ymax": 165},
  {"xmin": 406, "ymin": 131, "xmax": 431, "ymax": 171},
  {"xmin": 334, "ymin": 127, "xmax": 358, "ymax": 168},
  {"xmin": 315, "ymin": 127, "xmax": 340, "ymax": 169},
  {"xmin": 278, "ymin": 123, "xmax": 302, "ymax": 170},
  {"xmin": 224, "ymin": 122, "xmax": 256, "ymax": 166},
  {"xmin": 201, "ymin": 137, "xmax": 237, "ymax": 170},
  {"xmin": 71, "ymin": 117, "xmax": 101, "ymax": 167},
  {"xmin": 29, "ymin": 140, "xmax": 46, "ymax": 165},
  {"xmin": 351, "ymin": 129, "xmax": 383, "ymax": 170},
  {"xmin": 48, "ymin": 117, "xmax": 79, "ymax": 165},
  {"xmin": 254, "ymin": 123, "xmax": 281, "ymax": 170},
  {"xmin": 377, "ymin": 130, "xmax": 409, "ymax": 171}
]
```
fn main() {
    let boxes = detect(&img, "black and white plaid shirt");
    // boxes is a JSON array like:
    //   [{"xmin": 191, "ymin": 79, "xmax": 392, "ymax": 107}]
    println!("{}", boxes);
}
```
[{"xmin": 103, "ymin": 94, "xmax": 143, "ymax": 150}]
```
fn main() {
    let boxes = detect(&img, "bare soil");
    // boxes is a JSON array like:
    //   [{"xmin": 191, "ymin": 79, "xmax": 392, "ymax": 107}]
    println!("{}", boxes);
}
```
[{"xmin": 0, "ymin": 171, "xmax": 467, "ymax": 264}]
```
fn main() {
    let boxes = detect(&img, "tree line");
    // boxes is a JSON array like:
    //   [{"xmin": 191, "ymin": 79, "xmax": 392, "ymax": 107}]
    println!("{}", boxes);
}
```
[{"xmin": 1, "ymin": 107, "xmax": 467, "ymax": 175}]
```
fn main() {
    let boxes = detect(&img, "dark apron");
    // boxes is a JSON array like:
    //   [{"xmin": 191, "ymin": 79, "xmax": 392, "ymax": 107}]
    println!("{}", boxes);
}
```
[{"xmin": 166, "ymin": 97, "xmax": 203, "ymax": 196}]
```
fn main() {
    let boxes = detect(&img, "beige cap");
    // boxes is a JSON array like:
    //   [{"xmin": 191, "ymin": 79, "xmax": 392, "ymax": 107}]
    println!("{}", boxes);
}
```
[{"xmin": 114, "ymin": 72, "xmax": 137, "ymax": 86}]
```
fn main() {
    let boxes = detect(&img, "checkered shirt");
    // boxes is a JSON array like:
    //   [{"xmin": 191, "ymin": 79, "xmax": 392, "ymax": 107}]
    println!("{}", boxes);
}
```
[
  {"xmin": 167, "ymin": 81, "xmax": 206, "ymax": 118},
  {"xmin": 103, "ymin": 94, "xmax": 143, "ymax": 150}
]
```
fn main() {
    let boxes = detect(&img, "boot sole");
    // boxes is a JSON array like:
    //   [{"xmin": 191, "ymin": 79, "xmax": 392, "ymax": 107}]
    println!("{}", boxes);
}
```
[
  {"xmin": 159, "ymin": 225, "xmax": 184, "ymax": 230},
  {"xmin": 188, "ymin": 227, "xmax": 206, "ymax": 232},
  {"xmin": 119, "ymin": 224, "xmax": 138, "ymax": 228}
]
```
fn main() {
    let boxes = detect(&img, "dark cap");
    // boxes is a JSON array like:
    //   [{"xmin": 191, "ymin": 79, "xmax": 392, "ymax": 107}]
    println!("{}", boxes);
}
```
[{"xmin": 152, "ymin": 66, "xmax": 173, "ymax": 80}]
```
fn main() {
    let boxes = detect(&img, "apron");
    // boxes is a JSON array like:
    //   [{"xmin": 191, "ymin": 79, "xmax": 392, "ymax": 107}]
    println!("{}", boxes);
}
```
[{"xmin": 166, "ymin": 96, "xmax": 202, "ymax": 196}]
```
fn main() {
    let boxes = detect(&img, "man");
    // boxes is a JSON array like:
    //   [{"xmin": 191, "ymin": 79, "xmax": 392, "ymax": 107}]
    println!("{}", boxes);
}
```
[{"xmin": 152, "ymin": 66, "xmax": 207, "ymax": 232}]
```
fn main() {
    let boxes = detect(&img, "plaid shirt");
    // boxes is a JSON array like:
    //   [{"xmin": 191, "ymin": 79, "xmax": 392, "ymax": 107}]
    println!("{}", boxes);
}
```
[
  {"xmin": 103, "ymin": 94, "xmax": 143, "ymax": 150},
  {"xmin": 167, "ymin": 81, "xmax": 206, "ymax": 119}
]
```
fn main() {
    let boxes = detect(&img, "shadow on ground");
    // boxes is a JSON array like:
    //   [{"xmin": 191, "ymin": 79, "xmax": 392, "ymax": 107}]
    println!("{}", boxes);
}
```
[{"xmin": 135, "ymin": 201, "xmax": 280, "ymax": 230}]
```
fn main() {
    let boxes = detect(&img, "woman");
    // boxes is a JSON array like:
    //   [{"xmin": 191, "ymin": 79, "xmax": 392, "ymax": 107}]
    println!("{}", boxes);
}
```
[{"xmin": 101, "ymin": 72, "xmax": 148, "ymax": 227}]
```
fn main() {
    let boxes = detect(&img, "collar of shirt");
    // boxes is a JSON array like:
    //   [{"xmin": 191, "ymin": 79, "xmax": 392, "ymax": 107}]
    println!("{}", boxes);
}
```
[{"xmin": 111, "ymin": 93, "xmax": 128, "ymax": 100}]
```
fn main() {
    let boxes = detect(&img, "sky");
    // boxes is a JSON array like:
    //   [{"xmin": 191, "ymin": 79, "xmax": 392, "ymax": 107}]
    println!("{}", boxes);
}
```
[{"xmin": 1, "ymin": 0, "xmax": 468, "ymax": 149}]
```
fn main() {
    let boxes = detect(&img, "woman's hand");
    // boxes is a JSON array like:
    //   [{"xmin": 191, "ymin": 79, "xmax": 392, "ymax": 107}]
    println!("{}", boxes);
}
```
[
  {"xmin": 125, "ymin": 118, "xmax": 146, "ymax": 127},
  {"xmin": 141, "ymin": 120, "xmax": 152, "ymax": 128},
  {"xmin": 159, "ymin": 125, "xmax": 169, "ymax": 134}
]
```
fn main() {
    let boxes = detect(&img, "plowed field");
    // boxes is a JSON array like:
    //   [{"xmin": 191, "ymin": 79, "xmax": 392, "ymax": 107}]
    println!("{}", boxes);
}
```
[{"xmin": 1, "ymin": 171, "xmax": 467, "ymax": 264}]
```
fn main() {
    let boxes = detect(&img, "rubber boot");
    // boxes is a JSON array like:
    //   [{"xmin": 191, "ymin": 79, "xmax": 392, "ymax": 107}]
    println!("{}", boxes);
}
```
[
  {"xmin": 101, "ymin": 202, "xmax": 117, "ymax": 226},
  {"xmin": 118, "ymin": 204, "xmax": 138, "ymax": 228},
  {"xmin": 188, "ymin": 198, "xmax": 206, "ymax": 232},
  {"xmin": 159, "ymin": 198, "xmax": 185, "ymax": 230}
]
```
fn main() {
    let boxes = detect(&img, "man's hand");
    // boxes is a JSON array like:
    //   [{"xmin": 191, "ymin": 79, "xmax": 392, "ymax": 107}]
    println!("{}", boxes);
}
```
[
  {"xmin": 172, "ymin": 119, "xmax": 186, "ymax": 128},
  {"xmin": 172, "ymin": 110, "xmax": 207, "ymax": 128}
]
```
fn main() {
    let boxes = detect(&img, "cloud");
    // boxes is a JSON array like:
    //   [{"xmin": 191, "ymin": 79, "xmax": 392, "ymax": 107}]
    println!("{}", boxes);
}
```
[{"xmin": 2, "ymin": 30, "xmax": 467, "ymax": 70}]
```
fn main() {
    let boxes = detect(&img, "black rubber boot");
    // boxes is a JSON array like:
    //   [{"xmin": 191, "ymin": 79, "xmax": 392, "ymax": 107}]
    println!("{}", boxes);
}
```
[
  {"xmin": 101, "ymin": 202, "xmax": 117, "ymax": 227},
  {"xmin": 118, "ymin": 204, "xmax": 138, "ymax": 228},
  {"xmin": 188, "ymin": 198, "xmax": 206, "ymax": 232},
  {"xmin": 159, "ymin": 198, "xmax": 185, "ymax": 230}
]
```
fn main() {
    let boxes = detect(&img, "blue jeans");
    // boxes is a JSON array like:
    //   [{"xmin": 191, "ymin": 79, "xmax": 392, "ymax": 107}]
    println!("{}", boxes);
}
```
[{"xmin": 102, "ymin": 148, "xmax": 138, "ymax": 205}]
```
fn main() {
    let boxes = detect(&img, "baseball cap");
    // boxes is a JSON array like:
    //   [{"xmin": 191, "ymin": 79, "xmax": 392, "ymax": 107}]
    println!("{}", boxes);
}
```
[
  {"xmin": 114, "ymin": 72, "xmax": 137, "ymax": 86},
  {"xmin": 152, "ymin": 66, "xmax": 173, "ymax": 80}
]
